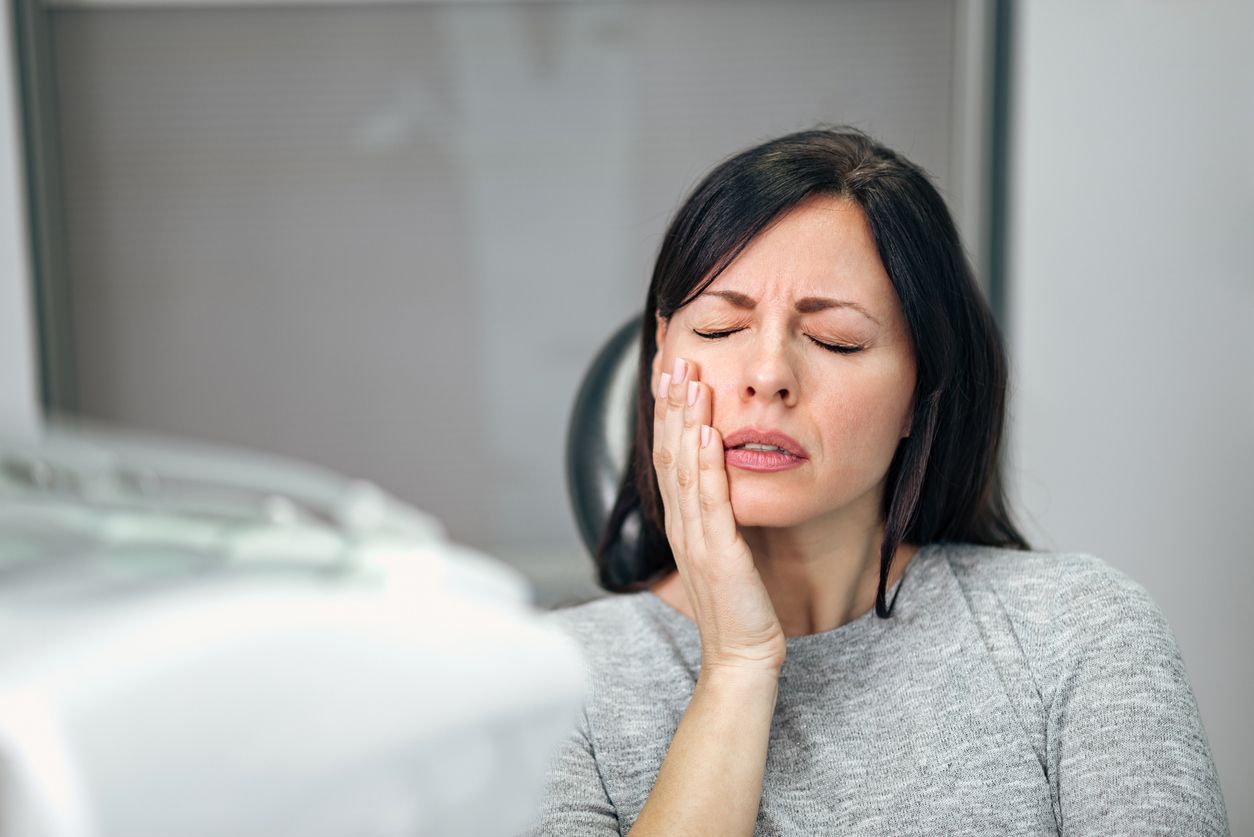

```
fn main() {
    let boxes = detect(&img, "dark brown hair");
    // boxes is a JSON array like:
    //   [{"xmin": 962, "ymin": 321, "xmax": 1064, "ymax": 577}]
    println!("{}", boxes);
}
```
[{"xmin": 596, "ymin": 127, "xmax": 1029, "ymax": 616}]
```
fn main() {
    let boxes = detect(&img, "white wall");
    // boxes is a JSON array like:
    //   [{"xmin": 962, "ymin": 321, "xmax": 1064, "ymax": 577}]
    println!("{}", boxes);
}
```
[
  {"xmin": 1009, "ymin": 2, "xmax": 1254, "ymax": 830},
  {"xmin": 0, "ymin": 1, "xmax": 40, "ymax": 439}
]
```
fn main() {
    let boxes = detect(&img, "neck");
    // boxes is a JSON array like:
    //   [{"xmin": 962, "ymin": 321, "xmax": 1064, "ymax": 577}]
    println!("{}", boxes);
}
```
[
  {"xmin": 649, "ymin": 493, "xmax": 919, "ymax": 636},
  {"xmin": 743, "ymin": 523, "xmax": 916, "ymax": 636}
]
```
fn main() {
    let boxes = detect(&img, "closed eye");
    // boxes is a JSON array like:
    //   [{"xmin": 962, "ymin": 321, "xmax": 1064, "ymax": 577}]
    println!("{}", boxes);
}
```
[
  {"xmin": 807, "ymin": 337, "xmax": 865, "ymax": 355},
  {"xmin": 693, "ymin": 328, "xmax": 864, "ymax": 355}
]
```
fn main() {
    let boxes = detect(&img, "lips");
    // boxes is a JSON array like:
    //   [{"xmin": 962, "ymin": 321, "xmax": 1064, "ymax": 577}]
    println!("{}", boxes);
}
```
[{"xmin": 721, "ymin": 428, "xmax": 809, "ymax": 458}]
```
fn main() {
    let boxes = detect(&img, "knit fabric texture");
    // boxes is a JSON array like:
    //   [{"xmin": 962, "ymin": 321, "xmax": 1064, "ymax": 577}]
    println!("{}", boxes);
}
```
[{"xmin": 524, "ymin": 542, "xmax": 1229, "ymax": 835}]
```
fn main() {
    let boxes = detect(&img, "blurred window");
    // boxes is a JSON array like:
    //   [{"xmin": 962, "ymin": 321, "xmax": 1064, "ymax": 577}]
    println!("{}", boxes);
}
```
[{"xmin": 30, "ymin": 0, "xmax": 986, "ymax": 603}]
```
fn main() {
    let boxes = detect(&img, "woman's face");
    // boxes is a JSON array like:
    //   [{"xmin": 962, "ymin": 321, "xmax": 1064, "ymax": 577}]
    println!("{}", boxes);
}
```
[{"xmin": 651, "ymin": 195, "xmax": 917, "ymax": 529}]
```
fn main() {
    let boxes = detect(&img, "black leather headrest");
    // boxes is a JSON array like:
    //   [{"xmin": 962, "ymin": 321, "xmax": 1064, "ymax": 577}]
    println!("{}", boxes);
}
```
[{"xmin": 564, "ymin": 317, "xmax": 641, "ymax": 558}]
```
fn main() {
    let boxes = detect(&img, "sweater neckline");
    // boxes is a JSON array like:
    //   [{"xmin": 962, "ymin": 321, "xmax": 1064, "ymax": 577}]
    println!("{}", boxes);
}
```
[{"xmin": 636, "ymin": 542, "xmax": 939, "ymax": 665}]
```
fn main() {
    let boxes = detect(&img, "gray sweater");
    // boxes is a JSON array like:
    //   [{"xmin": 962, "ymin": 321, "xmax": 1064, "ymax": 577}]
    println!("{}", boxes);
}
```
[{"xmin": 526, "ymin": 542, "xmax": 1229, "ymax": 835}]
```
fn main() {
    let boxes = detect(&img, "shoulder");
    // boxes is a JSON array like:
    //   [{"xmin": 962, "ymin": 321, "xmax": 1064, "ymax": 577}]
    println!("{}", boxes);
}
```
[
  {"xmin": 542, "ymin": 592, "xmax": 685, "ymax": 670},
  {"xmin": 544, "ymin": 593, "xmax": 644, "ymax": 642},
  {"xmin": 935, "ymin": 542, "xmax": 1185, "ymax": 713},
  {"xmin": 938, "ymin": 541, "xmax": 1164, "ymax": 632},
  {"xmin": 542, "ymin": 592, "xmax": 699, "ymax": 734},
  {"xmin": 939, "ymin": 546, "xmax": 1228, "ymax": 832}
]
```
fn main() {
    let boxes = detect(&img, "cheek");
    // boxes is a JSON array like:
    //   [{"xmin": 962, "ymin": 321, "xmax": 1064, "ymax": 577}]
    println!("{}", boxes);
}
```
[
  {"xmin": 817, "ymin": 376, "xmax": 917, "ymax": 451},
  {"xmin": 810, "ymin": 373, "xmax": 915, "ymax": 456},
  {"xmin": 693, "ymin": 362, "xmax": 737, "ymax": 424},
  {"xmin": 654, "ymin": 333, "xmax": 694, "ymax": 389}
]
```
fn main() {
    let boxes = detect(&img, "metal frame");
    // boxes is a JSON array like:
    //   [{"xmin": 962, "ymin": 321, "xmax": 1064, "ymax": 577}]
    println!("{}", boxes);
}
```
[
  {"xmin": 986, "ymin": 0, "xmax": 1014, "ymax": 332},
  {"xmin": 1, "ymin": 0, "xmax": 41, "ymax": 436},
  {"xmin": 13, "ymin": 0, "xmax": 75, "ymax": 413},
  {"xmin": 951, "ymin": 0, "xmax": 1011, "ymax": 321}
]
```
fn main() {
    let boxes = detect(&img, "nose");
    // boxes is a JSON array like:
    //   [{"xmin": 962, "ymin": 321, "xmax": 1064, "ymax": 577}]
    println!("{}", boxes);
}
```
[{"xmin": 738, "ymin": 330, "xmax": 800, "ymax": 407}]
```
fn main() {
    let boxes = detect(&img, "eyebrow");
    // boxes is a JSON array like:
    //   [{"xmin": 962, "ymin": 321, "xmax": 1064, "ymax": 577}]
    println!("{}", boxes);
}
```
[{"xmin": 704, "ymin": 290, "xmax": 880, "ymax": 325}]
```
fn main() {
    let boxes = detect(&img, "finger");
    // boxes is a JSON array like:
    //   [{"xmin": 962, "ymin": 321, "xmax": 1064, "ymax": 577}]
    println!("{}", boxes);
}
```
[
  {"xmin": 679, "ymin": 377, "xmax": 711, "ymax": 563},
  {"xmin": 652, "ymin": 369, "xmax": 679, "ymax": 546},
  {"xmin": 697, "ymin": 423, "xmax": 738, "ymax": 552},
  {"xmin": 663, "ymin": 358, "xmax": 694, "ymax": 510},
  {"xmin": 664, "ymin": 357, "xmax": 691, "ymax": 461},
  {"xmin": 663, "ymin": 359, "xmax": 693, "ymax": 544}
]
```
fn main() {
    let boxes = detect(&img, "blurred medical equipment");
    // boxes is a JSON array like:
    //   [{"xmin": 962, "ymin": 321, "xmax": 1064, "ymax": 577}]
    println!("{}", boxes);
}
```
[{"xmin": 0, "ymin": 422, "xmax": 585, "ymax": 837}]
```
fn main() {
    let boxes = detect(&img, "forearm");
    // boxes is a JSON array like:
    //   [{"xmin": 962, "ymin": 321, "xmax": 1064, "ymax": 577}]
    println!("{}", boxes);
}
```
[{"xmin": 628, "ymin": 667, "xmax": 779, "ymax": 837}]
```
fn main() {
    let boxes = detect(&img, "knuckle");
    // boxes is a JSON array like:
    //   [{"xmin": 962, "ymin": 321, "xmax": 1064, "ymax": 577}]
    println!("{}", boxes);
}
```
[
  {"xmin": 699, "ymin": 492, "xmax": 721, "ymax": 514},
  {"xmin": 675, "ymin": 466, "xmax": 695, "ymax": 489},
  {"xmin": 653, "ymin": 447, "xmax": 674, "ymax": 469}
]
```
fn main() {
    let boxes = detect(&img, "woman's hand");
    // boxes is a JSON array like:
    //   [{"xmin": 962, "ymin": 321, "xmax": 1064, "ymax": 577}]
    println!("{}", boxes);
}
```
[{"xmin": 653, "ymin": 357, "xmax": 787, "ymax": 674}]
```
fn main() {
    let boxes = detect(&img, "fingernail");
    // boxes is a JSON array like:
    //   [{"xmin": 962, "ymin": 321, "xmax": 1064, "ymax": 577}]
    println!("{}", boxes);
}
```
[
  {"xmin": 672, "ymin": 357, "xmax": 687, "ymax": 384},
  {"xmin": 701, "ymin": 425, "xmax": 711, "ymax": 448},
  {"xmin": 686, "ymin": 381, "xmax": 698, "ymax": 406},
  {"xmin": 657, "ymin": 372, "xmax": 671, "ymax": 400}
]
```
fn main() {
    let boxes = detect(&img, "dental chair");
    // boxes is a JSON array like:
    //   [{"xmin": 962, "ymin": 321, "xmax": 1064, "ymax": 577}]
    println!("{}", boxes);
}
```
[{"xmin": 564, "ymin": 316, "xmax": 644, "ymax": 588}]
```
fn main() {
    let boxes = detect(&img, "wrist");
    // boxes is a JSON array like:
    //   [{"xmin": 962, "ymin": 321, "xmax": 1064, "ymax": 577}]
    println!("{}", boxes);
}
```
[
  {"xmin": 700, "ymin": 643, "xmax": 786, "ymax": 677},
  {"xmin": 697, "ymin": 663, "xmax": 782, "ymax": 694}
]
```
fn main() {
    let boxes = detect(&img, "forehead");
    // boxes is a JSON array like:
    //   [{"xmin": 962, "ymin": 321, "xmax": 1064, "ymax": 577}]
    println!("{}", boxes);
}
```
[{"xmin": 699, "ymin": 195, "xmax": 895, "ymax": 308}]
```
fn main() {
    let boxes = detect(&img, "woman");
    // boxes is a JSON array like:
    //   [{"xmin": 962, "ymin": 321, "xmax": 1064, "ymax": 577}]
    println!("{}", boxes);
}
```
[{"xmin": 529, "ymin": 128, "xmax": 1228, "ymax": 835}]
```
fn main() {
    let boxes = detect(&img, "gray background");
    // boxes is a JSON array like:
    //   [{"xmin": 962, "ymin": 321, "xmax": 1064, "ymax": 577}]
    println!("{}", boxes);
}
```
[{"xmin": 1008, "ymin": 1, "xmax": 1253, "ymax": 828}]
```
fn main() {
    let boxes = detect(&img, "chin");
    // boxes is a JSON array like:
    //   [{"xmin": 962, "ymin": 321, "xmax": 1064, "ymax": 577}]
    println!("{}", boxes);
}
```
[
  {"xmin": 727, "ymin": 484, "xmax": 822, "ymax": 528},
  {"xmin": 727, "ymin": 471, "xmax": 878, "ymax": 530}
]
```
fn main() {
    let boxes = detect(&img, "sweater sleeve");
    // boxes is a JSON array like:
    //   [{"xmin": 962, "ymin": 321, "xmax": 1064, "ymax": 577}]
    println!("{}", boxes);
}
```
[
  {"xmin": 521, "ymin": 706, "xmax": 621, "ymax": 836},
  {"xmin": 1045, "ymin": 558, "xmax": 1229, "ymax": 836}
]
